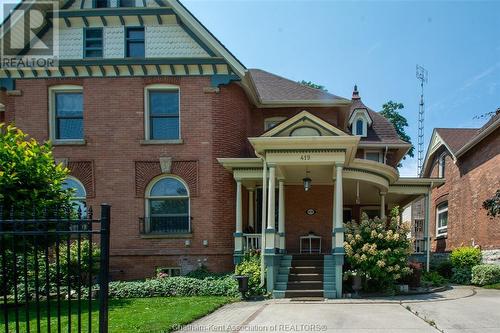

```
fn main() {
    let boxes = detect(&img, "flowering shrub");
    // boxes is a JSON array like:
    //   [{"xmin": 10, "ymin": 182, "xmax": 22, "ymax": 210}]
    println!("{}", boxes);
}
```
[{"xmin": 344, "ymin": 211, "xmax": 413, "ymax": 290}]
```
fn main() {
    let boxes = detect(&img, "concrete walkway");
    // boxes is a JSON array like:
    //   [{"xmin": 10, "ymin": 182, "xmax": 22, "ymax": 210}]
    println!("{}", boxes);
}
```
[{"xmin": 175, "ymin": 286, "xmax": 500, "ymax": 333}]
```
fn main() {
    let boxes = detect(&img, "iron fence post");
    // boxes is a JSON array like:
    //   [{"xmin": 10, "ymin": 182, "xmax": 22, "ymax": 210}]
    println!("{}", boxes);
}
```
[{"xmin": 98, "ymin": 204, "xmax": 111, "ymax": 333}]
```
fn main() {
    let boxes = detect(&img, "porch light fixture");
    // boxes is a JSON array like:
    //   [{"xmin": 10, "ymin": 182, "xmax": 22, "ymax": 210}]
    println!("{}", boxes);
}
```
[{"xmin": 303, "ymin": 170, "xmax": 312, "ymax": 192}]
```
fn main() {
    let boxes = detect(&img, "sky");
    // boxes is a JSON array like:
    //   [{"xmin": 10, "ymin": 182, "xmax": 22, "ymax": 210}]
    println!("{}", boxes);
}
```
[{"xmin": 1, "ymin": 0, "xmax": 499, "ymax": 177}]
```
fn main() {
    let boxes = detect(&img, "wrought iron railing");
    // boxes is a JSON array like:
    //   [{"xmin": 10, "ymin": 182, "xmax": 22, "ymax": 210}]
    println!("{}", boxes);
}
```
[{"xmin": 139, "ymin": 216, "xmax": 191, "ymax": 234}]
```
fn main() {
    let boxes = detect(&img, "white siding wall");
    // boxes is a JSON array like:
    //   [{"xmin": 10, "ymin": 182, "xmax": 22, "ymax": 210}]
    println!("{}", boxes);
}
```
[
  {"xmin": 104, "ymin": 27, "xmax": 125, "ymax": 58},
  {"xmin": 57, "ymin": 25, "xmax": 209, "ymax": 60},
  {"xmin": 59, "ymin": 28, "xmax": 83, "ymax": 59}
]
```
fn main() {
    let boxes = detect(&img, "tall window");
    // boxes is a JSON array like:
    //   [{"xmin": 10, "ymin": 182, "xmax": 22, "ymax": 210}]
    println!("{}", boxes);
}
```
[
  {"xmin": 94, "ymin": 0, "xmax": 108, "ymax": 8},
  {"xmin": 62, "ymin": 177, "xmax": 87, "ymax": 214},
  {"xmin": 84, "ymin": 28, "xmax": 103, "ymax": 58},
  {"xmin": 356, "ymin": 119, "xmax": 364, "ymax": 136},
  {"xmin": 365, "ymin": 151, "xmax": 382, "ymax": 163},
  {"xmin": 438, "ymin": 154, "xmax": 446, "ymax": 178},
  {"xmin": 54, "ymin": 91, "xmax": 84, "ymax": 140},
  {"xmin": 126, "ymin": 27, "xmax": 145, "ymax": 58},
  {"xmin": 436, "ymin": 202, "xmax": 448, "ymax": 236},
  {"xmin": 146, "ymin": 176, "xmax": 190, "ymax": 234},
  {"xmin": 146, "ymin": 86, "xmax": 180, "ymax": 140}
]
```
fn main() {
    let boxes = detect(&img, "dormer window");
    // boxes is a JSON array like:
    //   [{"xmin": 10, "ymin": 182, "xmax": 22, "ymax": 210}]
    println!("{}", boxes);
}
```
[{"xmin": 355, "ymin": 119, "xmax": 364, "ymax": 136}]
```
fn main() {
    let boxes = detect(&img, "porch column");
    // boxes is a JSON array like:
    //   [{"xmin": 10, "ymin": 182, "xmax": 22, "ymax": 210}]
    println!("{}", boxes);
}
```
[
  {"xmin": 278, "ymin": 179, "xmax": 286, "ymax": 253},
  {"xmin": 248, "ymin": 188, "xmax": 255, "ymax": 230},
  {"xmin": 333, "ymin": 163, "xmax": 344, "ymax": 299},
  {"xmin": 380, "ymin": 192, "xmax": 386, "ymax": 219},
  {"xmin": 234, "ymin": 179, "xmax": 243, "ymax": 256},
  {"xmin": 424, "ymin": 191, "xmax": 431, "ymax": 272},
  {"xmin": 265, "ymin": 164, "xmax": 276, "ymax": 252}
]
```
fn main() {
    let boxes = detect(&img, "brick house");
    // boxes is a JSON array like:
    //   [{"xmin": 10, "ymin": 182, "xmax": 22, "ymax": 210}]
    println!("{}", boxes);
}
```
[
  {"xmin": 0, "ymin": 0, "xmax": 444, "ymax": 298},
  {"xmin": 411, "ymin": 111, "xmax": 500, "ymax": 264}
]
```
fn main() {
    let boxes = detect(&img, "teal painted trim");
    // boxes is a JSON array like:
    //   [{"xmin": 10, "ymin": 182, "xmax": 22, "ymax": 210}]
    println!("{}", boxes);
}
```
[
  {"xmin": 265, "ymin": 228, "xmax": 276, "ymax": 233},
  {"xmin": 83, "ymin": 27, "xmax": 104, "ymax": 59},
  {"xmin": 100, "ymin": 16, "xmax": 108, "ymax": 26},
  {"xmin": 154, "ymin": 0, "xmax": 165, "ymax": 6},
  {"xmin": 198, "ymin": 64, "xmax": 203, "ymax": 75},
  {"xmin": 80, "ymin": 0, "xmax": 86, "ymax": 9},
  {"xmin": 82, "ymin": 17, "xmax": 90, "ymax": 27},
  {"xmin": 141, "ymin": 64, "xmax": 148, "ymax": 75},
  {"xmin": 233, "ymin": 232, "xmax": 243, "ymax": 237},
  {"xmin": 170, "ymin": 64, "xmax": 176, "ymax": 75},
  {"xmin": 334, "ymin": 227, "xmax": 345, "ymax": 233},
  {"xmin": 278, "ymin": 232, "xmax": 285, "ymax": 237},
  {"xmin": 334, "ymin": 247, "xmax": 345, "ymax": 254},
  {"xmin": 59, "ymin": 58, "xmax": 227, "ymax": 67},
  {"xmin": 138, "ymin": 15, "xmax": 144, "ymax": 26},
  {"xmin": 127, "ymin": 65, "xmax": 134, "ymax": 75},
  {"xmin": 64, "ymin": 17, "xmax": 72, "ymax": 27},
  {"xmin": 183, "ymin": 64, "xmax": 189, "ymax": 74},
  {"xmin": 141, "ymin": 0, "xmax": 147, "ymax": 6},
  {"xmin": 212, "ymin": 64, "xmax": 217, "ymax": 74},
  {"xmin": 57, "ymin": 8, "xmax": 175, "ymax": 18},
  {"xmin": 264, "ymin": 248, "xmax": 276, "ymax": 254},
  {"xmin": 233, "ymin": 250, "xmax": 244, "ymax": 255},
  {"xmin": 0, "ymin": 79, "xmax": 15, "ymax": 91},
  {"xmin": 156, "ymin": 14, "xmax": 163, "ymax": 24},
  {"xmin": 45, "ymin": 69, "xmax": 52, "ymax": 77},
  {"xmin": 99, "ymin": 65, "xmax": 106, "ymax": 75},
  {"xmin": 210, "ymin": 74, "xmax": 240, "ymax": 87},
  {"xmin": 112, "ymin": 65, "xmax": 119, "ymax": 75},
  {"xmin": 119, "ymin": 16, "xmax": 125, "ymax": 25},
  {"xmin": 71, "ymin": 66, "xmax": 79, "ymax": 75},
  {"xmin": 62, "ymin": 0, "xmax": 76, "ymax": 10},
  {"xmin": 178, "ymin": 19, "xmax": 216, "ymax": 57},
  {"xmin": 4, "ymin": 70, "xmax": 11, "ymax": 79},
  {"xmin": 17, "ymin": 70, "xmax": 24, "ymax": 78},
  {"xmin": 86, "ymin": 66, "xmax": 93, "ymax": 76}
]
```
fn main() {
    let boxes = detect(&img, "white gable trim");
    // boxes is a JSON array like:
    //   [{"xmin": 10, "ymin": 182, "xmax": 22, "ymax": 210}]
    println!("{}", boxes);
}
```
[{"xmin": 421, "ymin": 130, "xmax": 456, "ymax": 177}]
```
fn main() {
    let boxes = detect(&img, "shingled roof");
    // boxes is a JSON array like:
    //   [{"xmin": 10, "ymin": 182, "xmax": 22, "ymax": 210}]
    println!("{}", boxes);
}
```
[
  {"xmin": 435, "ymin": 128, "xmax": 479, "ymax": 154},
  {"xmin": 248, "ymin": 69, "xmax": 348, "ymax": 104}
]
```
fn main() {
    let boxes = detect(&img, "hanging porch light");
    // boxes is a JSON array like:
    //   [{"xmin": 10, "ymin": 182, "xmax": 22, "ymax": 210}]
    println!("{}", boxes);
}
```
[{"xmin": 303, "ymin": 169, "xmax": 312, "ymax": 192}]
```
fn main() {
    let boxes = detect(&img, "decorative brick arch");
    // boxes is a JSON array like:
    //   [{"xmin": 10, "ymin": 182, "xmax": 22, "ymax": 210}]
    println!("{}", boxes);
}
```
[
  {"xmin": 67, "ymin": 161, "xmax": 95, "ymax": 198},
  {"xmin": 135, "ymin": 160, "xmax": 198, "ymax": 198}
]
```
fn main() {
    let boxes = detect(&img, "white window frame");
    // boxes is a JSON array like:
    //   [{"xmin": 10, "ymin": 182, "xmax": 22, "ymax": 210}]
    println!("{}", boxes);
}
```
[
  {"xmin": 364, "ymin": 150, "xmax": 383, "ymax": 163},
  {"xmin": 145, "ymin": 174, "xmax": 191, "ymax": 233},
  {"xmin": 264, "ymin": 116, "xmax": 287, "ymax": 131},
  {"xmin": 48, "ymin": 85, "xmax": 85, "ymax": 144},
  {"xmin": 143, "ymin": 84, "xmax": 182, "ymax": 143},
  {"xmin": 157, "ymin": 267, "xmax": 182, "ymax": 277},
  {"xmin": 438, "ymin": 153, "xmax": 446, "ymax": 178},
  {"xmin": 436, "ymin": 202, "xmax": 448, "ymax": 236},
  {"xmin": 350, "ymin": 112, "xmax": 370, "ymax": 137}
]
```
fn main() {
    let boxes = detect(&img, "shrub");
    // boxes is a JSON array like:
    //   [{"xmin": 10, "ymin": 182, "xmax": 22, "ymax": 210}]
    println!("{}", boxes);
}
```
[
  {"xmin": 436, "ymin": 260, "xmax": 453, "ymax": 279},
  {"xmin": 450, "ymin": 247, "xmax": 482, "ymax": 284},
  {"xmin": 421, "ymin": 271, "xmax": 448, "ymax": 287},
  {"xmin": 185, "ymin": 265, "xmax": 228, "ymax": 280},
  {"xmin": 106, "ymin": 276, "xmax": 239, "ymax": 299},
  {"xmin": 235, "ymin": 252, "xmax": 266, "ymax": 296},
  {"xmin": 450, "ymin": 247, "xmax": 482, "ymax": 269},
  {"xmin": 471, "ymin": 264, "xmax": 500, "ymax": 286},
  {"xmin": 344, "ymin": 210, "xmax": 413, "ymax": 291}
]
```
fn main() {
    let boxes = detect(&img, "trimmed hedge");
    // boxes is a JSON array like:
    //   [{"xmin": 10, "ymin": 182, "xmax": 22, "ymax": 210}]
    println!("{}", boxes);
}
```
[
  {"xmin": 450, "ymin": 247, "xmax": 482, "ymax": 284},
  {"xmin": 107, "ymin": 276, "xmax": 239, "ymax": 299},
  {"xmin": 471, "ymin": 264, "xmax": 500, "ymax": 286}
]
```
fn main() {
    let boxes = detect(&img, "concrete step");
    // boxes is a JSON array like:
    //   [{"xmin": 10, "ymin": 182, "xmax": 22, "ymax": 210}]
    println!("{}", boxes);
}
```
[
  {"xmin": 285, "ymin": 290, "xmax": 324, "ymax": 298},
  {"xmin": 287, "ymin": 281, "xmax": 324, "ymax": 290},
  {"xmin": 292, "ymin": 259, "xmax": 324, "ymax": 267},
  {"xmin": 290, "ymin": 267, "xmax": 323, "ymax": 274},
  {"xmin": 292, "ymin": 254, "xmax": 324, "ymax": 260},
  {"xmin": 288, "ymin": 273, "xmax": 323, "ymax": 281}
]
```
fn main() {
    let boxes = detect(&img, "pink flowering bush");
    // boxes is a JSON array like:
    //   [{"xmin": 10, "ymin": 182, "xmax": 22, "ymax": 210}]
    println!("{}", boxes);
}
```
[{"xmin": 344, "ymin": 208, "xmax": 413, "ymax": 291}]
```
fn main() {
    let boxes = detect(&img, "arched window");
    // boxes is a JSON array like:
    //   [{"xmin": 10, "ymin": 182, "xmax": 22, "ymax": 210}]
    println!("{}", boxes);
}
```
[
  {"xmin": 62, "ymin": 176, "xmax": 87, "ymax": 214},
  {"xmin": 290, "ymin": 126, "xmax": 321, "ymax": 137},
  {"xmin": 356, "ymin": 119, "xmax": 364, "ymax": 136},
  {"xmin": 145, "ymin": 176, "xmax": 190, "ymax": 234}
]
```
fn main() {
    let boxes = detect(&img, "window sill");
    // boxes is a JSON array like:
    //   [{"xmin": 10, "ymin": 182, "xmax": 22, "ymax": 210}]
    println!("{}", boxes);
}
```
[
  {"xmin": 435, "ymin": 234, "xmax": 448, "ymax": 240},
  {"xmin": 53, "ymin": 139, "xmax": 86, "ymax": 146},
  {"xmin": 140, "ymin": 139, "xmax": 184, "ymax": 145},
  {"xmin": 140, "ymin": 233, "xmax": 192, "ymax": 239}
]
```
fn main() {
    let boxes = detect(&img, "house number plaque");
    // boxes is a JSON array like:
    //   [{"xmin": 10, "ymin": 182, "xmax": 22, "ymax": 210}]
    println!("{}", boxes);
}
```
[{"xmin": 306, "ymin": 209, "xmax": 316, "ymax": 216}]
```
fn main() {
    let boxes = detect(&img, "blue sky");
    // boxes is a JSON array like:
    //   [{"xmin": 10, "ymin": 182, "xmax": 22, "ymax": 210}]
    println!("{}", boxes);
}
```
[{"xmin": 2, "ymin": 1, "xmax": 499, "ymax": 176}]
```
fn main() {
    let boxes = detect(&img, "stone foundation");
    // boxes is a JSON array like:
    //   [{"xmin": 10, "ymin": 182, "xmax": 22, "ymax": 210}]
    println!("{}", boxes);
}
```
[{"xmin": 482, "ymin": 249, "xmax": 500, "ymax": 265}]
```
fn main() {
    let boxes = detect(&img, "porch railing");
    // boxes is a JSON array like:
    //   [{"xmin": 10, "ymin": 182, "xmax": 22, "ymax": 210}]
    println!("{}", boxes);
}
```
[
  {"xmin": 243, "ymin": 233, "xmax": 261, "ymax": 251},
  {"xmin": 139, "ymin": 216, "xmax": 191, "ymax": 234}
]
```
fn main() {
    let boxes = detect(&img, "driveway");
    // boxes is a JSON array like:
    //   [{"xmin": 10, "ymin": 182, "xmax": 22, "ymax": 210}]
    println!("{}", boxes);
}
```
[{"xmin": 175, "ymin": 287, "xmax": 500, "ymax": 332}]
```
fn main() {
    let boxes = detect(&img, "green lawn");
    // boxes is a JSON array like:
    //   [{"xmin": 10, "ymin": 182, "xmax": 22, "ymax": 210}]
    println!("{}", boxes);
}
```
[
  {"xmin": 483, "ymin": 283, "xmax": 500, "ymax": 290},
  {"xmin": 2, "ymin": 296, "xmax": 234, "ymax": 332}
]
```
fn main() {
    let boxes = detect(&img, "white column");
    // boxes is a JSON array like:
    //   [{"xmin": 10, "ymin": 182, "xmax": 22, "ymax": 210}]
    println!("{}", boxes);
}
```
[
  {"xmin": 248, "ymin": 188, "xmax": 255, "ymax": 230},
  {"xmin": 380, "ymin": 192, "xmax": 386, "ymax": 219},
  {"xmin": 424, "ymin": 191, "xmax": 431, "ymax": 272},
  {"xmin": 265, "ymin": 165, "xmax": 276, "ymax": 251},
  {"xmin": 278, "ymin": 180, "xmax": 285, "ymax": 252},
  {"xmin": 335, "ymin": 164, "xmax": 343, "ymax": 229},
  {"xmin": 234, "ymin": 180, "xmax": 243, "ymax": 253}
]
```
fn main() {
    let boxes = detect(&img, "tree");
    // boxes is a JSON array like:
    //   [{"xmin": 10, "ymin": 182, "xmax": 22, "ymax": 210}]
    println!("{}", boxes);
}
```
[
  {"xmin": 0, "ymin": 124, "xmax": 72, "ymax": 214},
  {"xmin": 483, "ymin": 190, "xmax": 500, "ymax": 218},
  {"xmin": 380, "ymin": 101, "xmax": 414, "ymax": 162},
  {"xmin": 298, "ymin": 80, "xmax": 328, "ymax": 92}
]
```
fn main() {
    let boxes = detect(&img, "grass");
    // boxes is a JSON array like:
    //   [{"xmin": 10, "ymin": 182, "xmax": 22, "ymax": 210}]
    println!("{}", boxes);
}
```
[
  {"xmin": 1, "ymin": 296, "xmax": 234, "ymax": 332},
  {"xmin": 483, "ymin": 283, "xmax": 500, "ymax": 290}
]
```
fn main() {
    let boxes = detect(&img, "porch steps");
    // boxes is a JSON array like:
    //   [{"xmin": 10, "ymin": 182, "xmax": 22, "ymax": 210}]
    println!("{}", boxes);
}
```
[{"xmin": 273, "ymin": 254, "xmax": 336, "ymax": 299}]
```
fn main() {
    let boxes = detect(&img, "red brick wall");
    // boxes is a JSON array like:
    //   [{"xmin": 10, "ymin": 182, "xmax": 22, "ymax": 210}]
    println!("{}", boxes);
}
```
[
  {"xmin": 429, "ymin": 131, "xmax": 500, "ymax": 252},
  {"xmin": 8, "ymin": 76, "xmax": 250, "ymax": 279}
]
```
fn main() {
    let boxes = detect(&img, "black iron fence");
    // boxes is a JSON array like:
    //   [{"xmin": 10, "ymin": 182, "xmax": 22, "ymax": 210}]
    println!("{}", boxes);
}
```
[
  {"xmin": 0, "ymin": 204, "xmax": 111, "ymax": 333},
  {"xmin": 139, "ymin": 216, "xmax": 191, "ymax": 234}
]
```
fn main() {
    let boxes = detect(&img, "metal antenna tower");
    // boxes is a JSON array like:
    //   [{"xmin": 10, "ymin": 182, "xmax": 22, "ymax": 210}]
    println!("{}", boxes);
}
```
[{"xmin": 416, "ymin": 65, "xmax": 428, "ymax": 176}]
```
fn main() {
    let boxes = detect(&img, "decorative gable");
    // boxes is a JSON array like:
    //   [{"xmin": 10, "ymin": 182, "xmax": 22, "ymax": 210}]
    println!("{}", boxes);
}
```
[{"xmin": 261, "ymin": 110, "xmax": 348, "ymax": 137}]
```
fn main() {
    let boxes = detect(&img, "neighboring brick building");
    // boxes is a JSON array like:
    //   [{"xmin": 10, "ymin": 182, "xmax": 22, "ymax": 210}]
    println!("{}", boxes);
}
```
[
  {"xmin": 412, "ymin": 111, "xmax": 500, "ymax": 263},
  {"xmin": 1, "ymin": 0, "xmax": 443, "ymax": 297}
]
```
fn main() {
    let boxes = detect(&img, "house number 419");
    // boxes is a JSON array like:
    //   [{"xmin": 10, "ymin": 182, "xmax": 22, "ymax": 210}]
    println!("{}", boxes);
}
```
[{"xmin": 300, "ymin": 155, "xmax": 311, "ymax": 161}]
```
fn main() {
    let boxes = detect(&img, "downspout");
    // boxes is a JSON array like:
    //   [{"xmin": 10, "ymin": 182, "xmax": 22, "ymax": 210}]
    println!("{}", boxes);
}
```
[
  {"xmin": 426, "ymin": 182, "xmax": 433, "ymax": 272},
  {"xmin": 255, "ymin": 152, "xmax": 267, "ymax": 288},
  {"xmin": 384, "ymin": 145, "xmax": 388, "ymax": 164}
]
